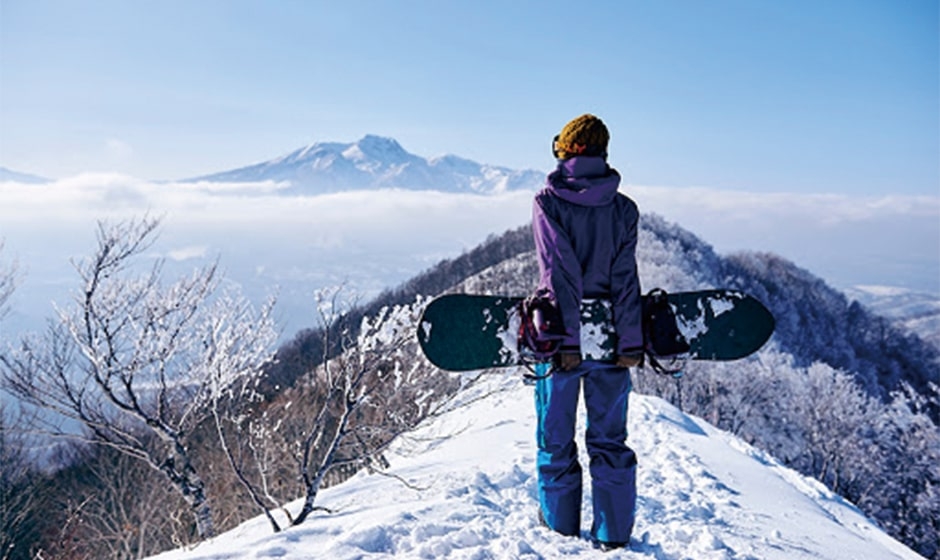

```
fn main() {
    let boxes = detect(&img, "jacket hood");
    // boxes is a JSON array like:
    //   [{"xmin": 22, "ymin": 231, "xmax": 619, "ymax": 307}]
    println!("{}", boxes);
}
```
[{"xmin": 546, "ymin": 156, "xmax": 621, "ymax": 206}]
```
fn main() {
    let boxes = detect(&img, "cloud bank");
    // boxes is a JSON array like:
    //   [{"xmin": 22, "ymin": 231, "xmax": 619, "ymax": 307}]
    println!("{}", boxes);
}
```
[
  {"xmin": 1, "ymin": 175, "xmax": 937, "ymax": 339},
  {"xmin": 629, "ymin": 184, "xmax": 939, "ymax": 294}
]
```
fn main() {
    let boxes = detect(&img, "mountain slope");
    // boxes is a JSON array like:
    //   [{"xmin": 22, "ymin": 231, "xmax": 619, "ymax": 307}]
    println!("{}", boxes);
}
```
[
  {"xmin": 184, "ymin": 135, "xmax": 545, "ymax": 194},
  {"xmin": 147, "ymin": 372, "xmax": 922, "ymax": 560},
  {"xmin": 717, "ymin": 250, "xmax": 940, "ymax": 419}
]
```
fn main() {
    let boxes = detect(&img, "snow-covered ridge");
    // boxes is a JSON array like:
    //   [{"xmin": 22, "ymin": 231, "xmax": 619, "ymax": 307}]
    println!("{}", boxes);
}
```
[
  {"xmin": 184, "ymin": 135, "xmax": 546, "ymax": 195},
  {"xmin": 147, "ymin": 372, "xmax": 922, "ymax": 560}
]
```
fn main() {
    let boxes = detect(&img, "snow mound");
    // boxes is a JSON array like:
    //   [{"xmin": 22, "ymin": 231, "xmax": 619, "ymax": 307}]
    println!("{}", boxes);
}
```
[{"xmin": 148, "ymin": 372, "xmax": 922, "ymax": 560}]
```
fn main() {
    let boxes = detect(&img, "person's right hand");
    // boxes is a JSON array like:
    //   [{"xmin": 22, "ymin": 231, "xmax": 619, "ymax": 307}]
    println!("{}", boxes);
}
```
[{"xmin": 615, "ymin": 353, "xmax": 642, "ymax": 368}]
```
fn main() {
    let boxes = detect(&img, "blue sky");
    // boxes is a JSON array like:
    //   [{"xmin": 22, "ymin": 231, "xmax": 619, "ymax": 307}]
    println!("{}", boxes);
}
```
[{"xmin": 1, "ymin": 0, "xmax": 937, "ymax": 195}]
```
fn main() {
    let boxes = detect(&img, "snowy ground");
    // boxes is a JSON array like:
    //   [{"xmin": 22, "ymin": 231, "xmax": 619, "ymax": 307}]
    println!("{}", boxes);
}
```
[{"xmin": 148, "ymin": 371, "xmax": 921, "ymax": 560}]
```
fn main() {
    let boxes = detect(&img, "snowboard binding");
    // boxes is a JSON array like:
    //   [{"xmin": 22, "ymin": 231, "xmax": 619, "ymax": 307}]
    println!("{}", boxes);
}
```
[
  {"xmin": 517, "ymin": 292, "xmax": 566, "ymax": 380},
  {"xmin": 642, "ymin": 288, "xmax": 691, "ymax": 377},
  {"xmin": 517, "ymin": 288, "xmax": 695, "ymax": 379}
]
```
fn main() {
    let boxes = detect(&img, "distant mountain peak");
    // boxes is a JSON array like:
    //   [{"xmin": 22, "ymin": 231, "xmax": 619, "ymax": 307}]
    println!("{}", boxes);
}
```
[
  {"xmin": 356, "ymin": 134, "xmax": 406, "ymax": 153},
  {"xmin": 0, "ymin": 166, "xmax": 51, "ymax": 184},
  {"xmin": 342, "ymin": 135, "xmax": 412, "ymax": 165},
  {"xmin": 184, "ymin": 135, "xmax": 545, "ymax": 195}
]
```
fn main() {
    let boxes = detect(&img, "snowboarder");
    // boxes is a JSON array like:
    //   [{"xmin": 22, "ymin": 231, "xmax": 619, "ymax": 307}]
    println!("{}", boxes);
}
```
[{"xmin": 531, "ymin": 114, "xmax": 642, "ymax": 550}]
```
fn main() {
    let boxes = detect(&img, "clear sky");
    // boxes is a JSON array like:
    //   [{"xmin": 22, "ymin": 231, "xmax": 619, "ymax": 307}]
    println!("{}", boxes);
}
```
[{"xmin": 1, "ymin": 0, "xmax": 937, "ymax": 195}]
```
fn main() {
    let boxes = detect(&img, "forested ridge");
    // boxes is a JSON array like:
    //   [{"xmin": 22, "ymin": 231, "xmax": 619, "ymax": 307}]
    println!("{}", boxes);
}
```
[{"xmin": 273, "ymin": 215, "xmax": 940, "ymax": 420}]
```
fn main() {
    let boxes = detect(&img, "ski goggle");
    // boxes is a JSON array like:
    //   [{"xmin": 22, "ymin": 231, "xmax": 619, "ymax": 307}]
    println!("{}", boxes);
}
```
[{"xmin": 552, "ymin": 135, "xmax": 564, "ymax": 159}]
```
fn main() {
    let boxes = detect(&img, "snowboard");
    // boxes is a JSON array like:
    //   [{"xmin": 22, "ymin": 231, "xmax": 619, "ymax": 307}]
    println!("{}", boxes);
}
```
[{"xmin": 416, "ymin": 290, "xmax": 775, "ymax": 372}]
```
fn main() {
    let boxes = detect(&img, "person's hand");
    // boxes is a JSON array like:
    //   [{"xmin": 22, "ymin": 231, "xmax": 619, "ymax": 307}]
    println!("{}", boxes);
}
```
[
  {"xmin": 555, "ymin": 352, "xmax": 582, "ymax": 371},
  {"xmin": 615, "ymin": 353, "xmax": 642, "ymax": 368}
]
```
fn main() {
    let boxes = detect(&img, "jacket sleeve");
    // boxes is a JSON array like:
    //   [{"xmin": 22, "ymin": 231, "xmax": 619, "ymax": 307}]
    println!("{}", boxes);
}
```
[
  {"xmin": 532, "ymin": 195, "xmax": 583, "ymax": 351},
  {"xmin": 610, "ymin": 200, "xmax": 643, "ymax": 354}
]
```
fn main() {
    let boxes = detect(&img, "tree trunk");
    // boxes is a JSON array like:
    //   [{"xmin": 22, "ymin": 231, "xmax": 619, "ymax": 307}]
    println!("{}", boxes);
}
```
[
  {"xmin": 159, "ymin": 444, "xmax": 214, "ymax": 539},
  {"xmin": 293, "ymin": 398, "xmax": 354, "ymax": 527}
]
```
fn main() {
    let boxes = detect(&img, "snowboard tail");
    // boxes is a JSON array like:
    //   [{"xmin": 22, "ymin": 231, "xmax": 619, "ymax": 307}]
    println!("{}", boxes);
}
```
[{"xmin": 417, "ymin": 290, "xmax": 775, "ymax": 372}]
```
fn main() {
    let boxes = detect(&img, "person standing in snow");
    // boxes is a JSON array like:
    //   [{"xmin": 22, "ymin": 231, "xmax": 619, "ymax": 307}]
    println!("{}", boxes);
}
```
[{"xmin": 531, "ymin": 114, "xmax": 643, "ymax": 550}]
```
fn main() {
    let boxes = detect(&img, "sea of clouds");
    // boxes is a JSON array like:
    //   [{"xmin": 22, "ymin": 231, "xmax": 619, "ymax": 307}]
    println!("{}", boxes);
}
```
[{"xmin": 1, "ymin": 174, "xmax": 937, "ymax": 340}]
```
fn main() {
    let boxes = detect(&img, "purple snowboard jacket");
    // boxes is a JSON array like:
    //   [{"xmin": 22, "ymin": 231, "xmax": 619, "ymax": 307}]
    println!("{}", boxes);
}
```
[{"xmin": 532, "ymin": 156, "xmax": 643, "ymax": 355}]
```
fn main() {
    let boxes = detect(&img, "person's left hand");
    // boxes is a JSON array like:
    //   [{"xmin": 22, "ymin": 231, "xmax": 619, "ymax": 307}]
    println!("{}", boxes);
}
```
[{"xmin": 556, "ymin": 352, "xmax": 582, "ymax": 371}]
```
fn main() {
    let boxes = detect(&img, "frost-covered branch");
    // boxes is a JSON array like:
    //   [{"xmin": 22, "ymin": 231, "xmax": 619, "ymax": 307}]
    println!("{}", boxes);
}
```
[
  {"xmin": 287, "ymin": 292, "xmax": 454, "ymax": 527},
  {"xmin": 0, "ymin": 217, "xmax": 278, "ymax": 540}
]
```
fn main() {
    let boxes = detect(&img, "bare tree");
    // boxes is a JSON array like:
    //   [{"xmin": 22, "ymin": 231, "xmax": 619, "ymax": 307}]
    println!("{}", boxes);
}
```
[
  {"xmin": 0, "ymin": 217, "xmax": 278, "ymax": 540},
  {"xmin": 285, "ymin": 289, "xmax": 458, "ymax": 526},
  {"xmin": 208, "ymin": 308, "xmax": 287, "ymax": 533},
  {"xmin": 32, "ymin": 441, "xmax": 193, "ymax": 560}
]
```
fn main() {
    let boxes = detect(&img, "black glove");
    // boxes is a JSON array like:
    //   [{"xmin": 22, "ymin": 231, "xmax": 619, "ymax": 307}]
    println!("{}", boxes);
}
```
[
  {"xmin": 615, "ymin": 352, "xmax": 643, "ymax": 368},
  {"xmin": 555, "ymin": 351, "xmax": 582, "ymax": 372}
]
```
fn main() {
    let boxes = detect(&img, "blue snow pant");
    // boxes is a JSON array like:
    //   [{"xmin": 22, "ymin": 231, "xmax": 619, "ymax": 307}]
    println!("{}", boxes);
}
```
[{"xmin": 534, "ymin": 360, "xmax": 637, "ymax": 543}]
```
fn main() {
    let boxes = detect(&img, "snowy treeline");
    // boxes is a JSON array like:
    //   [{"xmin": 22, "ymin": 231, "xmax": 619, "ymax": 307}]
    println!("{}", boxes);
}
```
[
  {"xmin": 722, "ymin": 252, "xmax": 939, "ymax": 419},
  {"xmin": 634, "ymin": 214, "xmax": 939, "ymax": 421}
]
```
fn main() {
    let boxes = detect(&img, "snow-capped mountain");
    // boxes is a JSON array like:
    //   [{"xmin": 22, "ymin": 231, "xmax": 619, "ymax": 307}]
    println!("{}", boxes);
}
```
[
  {"xmin": 0, "ymin": 166, "xmax": 50, "ymax": 184},
  {"xmin": 184, "ymin": 135, "xmax": 545, "ymax": 194},
  {"xmin": 146, "ymin": 373, "xmax": 922, "ymax": 560}
]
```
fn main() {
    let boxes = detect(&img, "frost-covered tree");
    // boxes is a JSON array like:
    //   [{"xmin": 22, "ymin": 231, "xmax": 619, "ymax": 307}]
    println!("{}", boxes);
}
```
[
  {"xmin": 196, "ymin": 286, "xmax": 460, "ymax": 533},
  {"xmin": 0, "ymin": 217, "xmax": 278, "ymax": 539},
  {"xmin": 788, "ymin": 363, "xmax": 878, "ymax": 493},
  {"xmin": 288, "ymin": 289, "xmax": 433, "ymax": 526},
  {"xmin": 866, "ymin": 394, "xmax": 940, "ymax": 559}
]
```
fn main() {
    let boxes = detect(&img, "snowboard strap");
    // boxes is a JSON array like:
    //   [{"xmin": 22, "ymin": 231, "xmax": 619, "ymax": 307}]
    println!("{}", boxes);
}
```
[
  {"xmin": 521, "ymin": 361, "xmax": 554, "ymax": 383},
  {"xmin": 645, "ymin": 352, "xmax": 687, "ymax": 378},
  {"xmin": 642, "ymin": 288, "xmax": 690, "ymax": 378}
]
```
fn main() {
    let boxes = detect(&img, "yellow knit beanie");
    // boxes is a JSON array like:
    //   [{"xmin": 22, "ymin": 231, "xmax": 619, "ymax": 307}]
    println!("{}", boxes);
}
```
[{"xmin": 553, "ymin": 114, "xmax": 609, "ymax": 159}]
